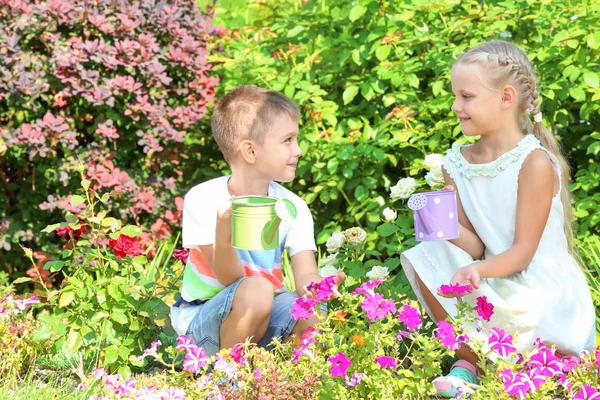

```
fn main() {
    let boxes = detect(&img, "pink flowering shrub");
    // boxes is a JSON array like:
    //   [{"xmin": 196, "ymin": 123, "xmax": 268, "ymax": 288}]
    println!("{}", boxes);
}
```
[{"xmin": 0, "ymin": 0, "xmax": 220, "ymax": 276}]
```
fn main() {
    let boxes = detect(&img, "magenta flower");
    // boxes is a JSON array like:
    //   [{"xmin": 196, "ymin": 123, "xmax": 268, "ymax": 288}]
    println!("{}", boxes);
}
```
[
  {"xmin": 291, "ymin": 347, "xmax": 304, "ymax": 364},
  {"xmin": 521, "ymin": 367, "xmax": 549, "ymax": 390},
  {"xmin": 475, "ymin": 296, "xmax": 494, "ymax": 322},
  {"xmin": 352, "ymin": 279, "xmax": 382, "ymax": 296},
  {"xmin": 527, "ymin": 348, "xmax": 561, "ymax": 375},
  {"xmin": 435, "ymin": 320, "xmax": 458, "ymax": 350},
  {"xmin": 305, "ymin": 276, "xmax": 338, "ymax": 302},
  {"xmin": 230, "ymin": 343, "xmax": 245, "ymax": 365},
  {"xmin": 113, "ymin": 378, "xmax": 136, "ymax": 396},
  {"xmin": 92, "ymin": 368, "xmax": 107, "ymax": 380},
  {"xmin": 398, "ymin": 304, "xmax": 422, "ymax": 330},
  {"xmin": 214, "ymin": 355, "xmax": 237, "ymax": 380},
  {"xmin": 360, "ymin": 293, "xmax": 397, "ymax": 321},
  {"xmin": 573, "ymin": 385, "xmax": 600, "ymax": 400},
  {"xmin": 500, "ymin": 369, "xmax": 530, "ymax": 400},
  {"xmin": 158, "ymin": 387, "xmax": 186, "ymax": 400},
  {"xmin": 182, "ymin": 346, "xmax": 209, "ymax": 374},
  {"xmin": 488, "ymin": 327, "xmax": 517, "ymax": 358},
  {"xmin": 176, "ymin": 335, "xmax": 196, "ymax": 352},
  {"xmin": 595, "ymin": 349, "xmax": 600, "ymax": 370},
  {"xmin": 345, "ymin": 373, "xmax": 365, "ymax": 387},
  {"xmin": 172, "ymin": 248, "xmax": 189, "ymax": 263},
  {"xmin": 328, "ymin": 352, "xmax": 352, "ymax": 378},
  {"xmin": 375, "ymin": 355, "xmax": 397, "ymax": 369},
  {"xmin": 135, "ymin": 387, "xmax": 161, "ymax": 400},
  {"xmin": 291, "ymin": 295, "xmax": 317, "ymax": 320},
  {"xmin": 439, "ymin": 283, "xmax": 472, "ymax": 297},
  {"xmin": 138, "ymin": 340, "xmax": 161, "ymax": 362},
  {"xmin": 397, "ymin": 330, "xmax": 410, "ymax": 341},
  {"xmin": 13, "ymin": 295, "xmax": 39, "ymax": 312}
]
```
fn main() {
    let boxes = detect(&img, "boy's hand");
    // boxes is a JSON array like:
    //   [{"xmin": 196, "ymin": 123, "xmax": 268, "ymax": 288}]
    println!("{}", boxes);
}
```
[{"xmin": 215, "ymin": 201, "xmax": 233, "ymax": 245}]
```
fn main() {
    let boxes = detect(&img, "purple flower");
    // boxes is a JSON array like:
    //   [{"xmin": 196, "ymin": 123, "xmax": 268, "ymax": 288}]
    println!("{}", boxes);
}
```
[
  {"xmin": 345, "ymin": 373, "xmax": 365, "ymax": 387},
  {"xmin": 398, "ymin": 304, "xmax": 422, "ymax": 330},
  {"xmin": 435, "ymin": 320, "xmax": 458, "ymax": 350},
  {"xmin": 182, "ymin": 346, "xmax": 209, "ymax": 374},
  {"xmin": 328, "ymin": 352, "xmax": 352, "ymax": 378},
  {"xmin": 573, "ymin": 385, "xmax": 600, "ymax": 400},
  {"xmin": 375, "ymin": 355, "xmax": 397, "ymax": 369},
  {"xmin": 475, "ymin": 296, "xmax": 494, "ymax": 322},
  {"xmin": 488, "ymin": 327, "xmax": 517, "ymax": 358},
  {"xmin": 291, "ymin": 295, "xmax": 317, "ymax": 320},
  {"xmin": 397, "ymin": 330, "xmax": 410, "ymax": 341},
  {"xmin": 360, "ymin": 293, "xmax": 396, "ymax": 321},
  {"xmin": 439, "ymin": 283, "xmax": 472, "ymax": 297},
  {"xmin": 352, "ymin": 280, "xmax": 382, "ymax": 296},
  {"xmin": 158, "ymin": 387, "xmax": 186, "ymax": 400}
]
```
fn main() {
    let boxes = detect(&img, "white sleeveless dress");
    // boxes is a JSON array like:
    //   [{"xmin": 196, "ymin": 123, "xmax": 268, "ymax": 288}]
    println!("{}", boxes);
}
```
[{"xmin": 401, "ymin": 134, "xmax": 596, "ymax": 356}]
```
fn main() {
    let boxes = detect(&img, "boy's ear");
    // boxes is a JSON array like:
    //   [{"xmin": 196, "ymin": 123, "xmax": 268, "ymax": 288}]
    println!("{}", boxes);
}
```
[
  {"xmin": 500, "ymin": 85, "xmax": 517, "ymax": 109},
  {"xmin": 239, "ymin": 139, "xmax": 257, "ymax": 164}
]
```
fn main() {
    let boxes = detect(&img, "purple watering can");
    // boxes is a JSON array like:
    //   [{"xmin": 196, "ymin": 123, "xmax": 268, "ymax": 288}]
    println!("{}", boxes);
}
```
[{"xmin": 408, "ymin": 190, "xmax": 459, "ymax": 241}]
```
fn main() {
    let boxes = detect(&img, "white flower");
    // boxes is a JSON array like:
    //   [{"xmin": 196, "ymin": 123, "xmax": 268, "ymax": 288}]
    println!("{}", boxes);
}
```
[
  {"xmin": 343, "ymin": 227, "xmax": 367, "ymax": 246},
  {"xmin": 326, "ymin": 231, "xmax": 345, "ymax": 253},
  {"xmin": 382, "ymin": 207, "xmax": 397, "ymax": 222},
  {"xmin": 319, "ymin": 252, "xmax": 340, "ymax": 268},
  {"xmin": 423, "ymin": 153, "xmax": 443, "ymax": 171},
  {"xmin": 425, "ymin": 166, "xmax": 444, "ymax": 189},
  {"xmin": 366, "ymin": 265, "xmax": 389, "ymax": 281},
  {"xmin": 319, "ymin": 264, "xmax": 342, "ymax": 277},
  {"xmin": 390, "ymin": 177, "xmax": 417, "ymax": 201}
]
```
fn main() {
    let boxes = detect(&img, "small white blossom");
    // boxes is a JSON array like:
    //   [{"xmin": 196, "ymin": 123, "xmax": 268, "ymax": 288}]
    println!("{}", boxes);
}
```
[
  {"xmin": 326, "ymin": 231, "xmax": 345, "ymax": 253},
  {"xmin": 390, "ymin": 177, "xmax": 417, "ymax": 201},
  {"xmin": 319, "ymin": 252, "xmax": 340, "ymax": 268},
  {"xmin": 382, "ymin": 207, "xmax": 397, "ymax": 222},
  {"xmin": 425, "ymin": 166, "xmax": 444, "ymax": 189},
  {"xmin": 343, "ymin": 227, "xmax": 367, "ymax": 246},
  {"xmin": 319, "ymin": 264, "xmax": 342, "ymax": 277},
  {"xmin": 366, "ymin": 265, "xmax": 389, "ymax": 281},
  {"xmin": 423, "ymin": 153, "xmax": 443, "ymax": 171}
]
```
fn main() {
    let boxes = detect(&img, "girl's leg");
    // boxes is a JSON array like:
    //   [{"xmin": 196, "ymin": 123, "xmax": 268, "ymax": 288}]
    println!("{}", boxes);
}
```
[{"xmin": 415, "ymin": 273, "xmax": 479, "ymax": 368}]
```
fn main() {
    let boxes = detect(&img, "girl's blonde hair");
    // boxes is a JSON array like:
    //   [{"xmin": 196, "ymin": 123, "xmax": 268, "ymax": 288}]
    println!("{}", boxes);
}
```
[{"xmin": 455, "ymin": 40, "xmax": 576, "ymax": 253}]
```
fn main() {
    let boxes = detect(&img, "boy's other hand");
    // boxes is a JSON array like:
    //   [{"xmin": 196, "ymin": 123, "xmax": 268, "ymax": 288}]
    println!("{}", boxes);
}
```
[{"xmin": 215, "ymin": 200, "xmax": 233, "ymax": 244}]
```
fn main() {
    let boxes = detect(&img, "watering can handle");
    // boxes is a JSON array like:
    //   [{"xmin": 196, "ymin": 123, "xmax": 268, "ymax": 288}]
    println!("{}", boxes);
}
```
[{"xmin": 416, "ymin": 208, "xmax": 436, "ymax": 235}]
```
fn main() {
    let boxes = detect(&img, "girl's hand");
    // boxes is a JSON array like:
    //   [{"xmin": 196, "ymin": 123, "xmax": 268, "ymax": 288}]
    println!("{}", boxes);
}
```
[{"xmin": 439, "ymin": 264, "xmax": 481, "ymax": 298}]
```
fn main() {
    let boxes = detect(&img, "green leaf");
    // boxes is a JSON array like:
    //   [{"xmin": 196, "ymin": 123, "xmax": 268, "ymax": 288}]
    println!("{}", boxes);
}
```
[
  {"xmin": 101, "ymin": 217, "xmax": 117, "ymax": 227},
  {"xmin": 65, "ymin": 213, "xmax": 79, "ymax": 224},
  {"xmin": 375, "ymin": 45, "xmax": 391, "ymax": 62},
  {"xmin": 81, "ymin": 179, "xmax": 91, "ymax": 191},
  {"xmin": 343, "ymin": 86, "xmax": 359, "ymax": 105},
  {"xmin": 111, "ymin": 311, "xmax": 128, "ymax": 325},
  {"xmin": 104, "ymin": 345, "xmax": 120, "ymax": 365},
  {"xmin": 107, "ymin": 284, "xmax": 122, "ymax": 301},
  {"xmin": 63, "ymin": 331, "xmax": 82, "ymax": 354},
  {"xmin": 32, "ymin": 325, "xmax": 53, "ymax": 342},
  {"xmin": 12, "ymin": 277, "xmax": 32, "ymax": 284},
  {"xmin": 583, "ymin": 71, "xmax": 599, "ymax": 89},
  {"xmin": 41, "ymin": 223, "xmax": 61, "ymax": 233},
  {"xmin": 349, "ymin": 5, "xmax": 367, "ymax": 22},
  {"xmin": 432, "ymin": 81, "xmax": 444, "ymax": 97},
  {"xmin": 70, "ymin": 195, "xmax": 85, "ymax": 207},
  {"xmin": 287, "ymin": 25, "xmax": 304, "ymax": 37},
  {"xmin": 43, "ymin": 261, "xmax": 65, "ymax": 272},
  {"xmin": 569, "ymin": 87, "xmax": 586, "ymax": 102},
  {"xmin": 588, "ymin": 32, "xmax": 600, "ymax": 49},
  {"xmin": 120, "ymin": 225, "xmax": 142, "ymax": 237},
  {"xmin": 377, "ymin": 222, "xmax": 399, "ymax": 237},
  {"xmin": 59, "ymin": 291, "xmax": 75, "ymax": 308}
]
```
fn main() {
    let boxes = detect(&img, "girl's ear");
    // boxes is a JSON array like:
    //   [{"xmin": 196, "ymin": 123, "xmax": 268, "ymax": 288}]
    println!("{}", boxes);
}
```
[
  {"xmin": 500, "ymin": 85, "xmax": 518, "ymax": 109},
  {"xmin": 239, "ymin": 140, "xmax": 257, "ymax": 164}
]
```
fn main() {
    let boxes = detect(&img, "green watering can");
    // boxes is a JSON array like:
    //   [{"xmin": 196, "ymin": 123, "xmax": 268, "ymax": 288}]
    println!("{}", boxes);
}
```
[{"xmin": 230, "ymin": 196, "xmax": 297, "ymax": 250}]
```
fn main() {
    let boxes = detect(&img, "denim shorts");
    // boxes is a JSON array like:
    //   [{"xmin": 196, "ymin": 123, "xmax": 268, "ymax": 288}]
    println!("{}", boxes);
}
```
[{"xmin": 185, "ymin": 277, "xmax": 300, "ymax": 356}]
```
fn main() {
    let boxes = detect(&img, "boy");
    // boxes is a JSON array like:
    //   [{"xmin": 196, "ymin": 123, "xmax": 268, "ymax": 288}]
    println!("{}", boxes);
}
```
[{"xmin": 171, "ymin": 85, "xmax": 344, "ymax": 355}]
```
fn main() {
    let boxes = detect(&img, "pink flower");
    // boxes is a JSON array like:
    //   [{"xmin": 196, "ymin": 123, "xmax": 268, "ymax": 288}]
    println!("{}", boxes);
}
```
[
  {"xmin": 138, "ymin": 340, "xmax": 161, "ymax": 362},
  {"xmin": 183, "ymin": 346, "xmax": 209, "ymax": 373},
  {"xmin": 488, "ymin": 327, "xmax": 517, "ymax": 358},
  {"xmin": 214, "ymin": 355, "xmax": 237, "ymax": 379},
  {"xmin": 173, "ymin": 249, "xmax": 189, "ymax": 263},
  {"xmin": 176, "ymin": 335, "xmax": 195, "ymax": 352},
  {"xmin": 500, "ymin": 369, "xmax": 530, "ymax": 400},
  {"xmin": 304, "ymin": 275, "xmax": 338, "ymax": 302},
  {"xmin": 113, "ymin": 378, "xmax": 136, "ymax": 395},
  {"xmin": 521, "ymin": 367, "xmax": 550, "ymax": 390},
  {"xmin": 360, "ymin": 293, "xmax": 396, "ymax": 321},
  {"xmin": 527, "ymin": 348, "xmax": 561, "ymax": 375},
  {"xmin": 230, "ymin": 343, "xmax": 245, "ymax": 365},
  {"xmin": 328, "ymin": 352, "xmax": 352, "ymax": 378},
  {"xmin": 108, "ymin": 234, "xmax": 142, "ymax": 258},
  {"xmin": 352, "ymin": 279, "xmax": 382, "ymax": 296},
  {"xmin": 397, "ymin": 330, "xmax": 410, "ymax": 341},
  {"xmin": 375, "ymin": 355, "xmax": 397, "ymax": 369},
  {"xmin": 398, "ymin": 304, "xmax": 422, "ymax": 330},
  {"xmin": 135, "ymin": 387, "xmax": 161, "ymax": 400},
  {"xmin": 435, "ymin": 320, "xmax": 458, "ymax": 350},
  {"xmin": 439, "ymin": 283, "xmax": 472, "ymax": 297},
  {"xmin": 13, "ymin": 295, "xmax": 39, "ymax": 312},
  {"xmin": 158, "ymin": 387, "xmax": 186, "ymax": 400},
  {"xmin": 291, "ymin": 295, "xmax": 316, "ymax": 320},
  {"xmin": 475, "ymin": 296, "xmax": 494, "ymax": 322},
  {"xmin": 573, "ymin": 385, "xmax": 600, "ymax": 400}
]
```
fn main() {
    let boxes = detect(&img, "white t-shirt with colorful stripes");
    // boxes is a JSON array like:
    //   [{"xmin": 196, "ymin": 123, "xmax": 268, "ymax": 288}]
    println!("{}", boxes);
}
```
[{"xmin": 170, "ymin": 175, "xmax": 317, "ymax": 336}]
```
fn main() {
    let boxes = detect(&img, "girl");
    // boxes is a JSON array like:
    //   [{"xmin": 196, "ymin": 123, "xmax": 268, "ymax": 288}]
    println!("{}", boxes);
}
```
[{"xmin": 400, "ymin": 41, "xmax": 596, "ymax": 397}]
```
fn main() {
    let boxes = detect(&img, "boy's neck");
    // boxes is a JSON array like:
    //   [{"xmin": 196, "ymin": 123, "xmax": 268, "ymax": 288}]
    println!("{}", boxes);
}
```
[{"xmin": 227, "ymin": 171, "xmax": 270, "ymax": 197}]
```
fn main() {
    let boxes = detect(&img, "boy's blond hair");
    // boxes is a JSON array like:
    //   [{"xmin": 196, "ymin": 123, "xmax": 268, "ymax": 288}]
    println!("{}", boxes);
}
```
[{"xmin": 211, "ymin": 85, "xmax": 301, "ymax": 162}]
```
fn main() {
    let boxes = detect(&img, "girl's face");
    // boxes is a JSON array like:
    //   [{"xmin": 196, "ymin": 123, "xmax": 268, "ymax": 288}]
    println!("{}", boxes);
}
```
[{"xmin": 451, "ymin": 63, "xmax": 504, "ymax": 137}]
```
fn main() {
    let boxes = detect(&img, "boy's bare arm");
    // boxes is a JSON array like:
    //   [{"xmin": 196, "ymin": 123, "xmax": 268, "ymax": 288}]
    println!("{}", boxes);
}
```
[{"xmin": 200, "ymin": 203, "xmax": 244, "ymax": 286}]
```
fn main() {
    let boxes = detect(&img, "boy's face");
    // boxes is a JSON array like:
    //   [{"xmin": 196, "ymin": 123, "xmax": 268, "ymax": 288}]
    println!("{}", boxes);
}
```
[{"xmin": 253, "ymin": 115, "xmax": 302, "ymax": 183}]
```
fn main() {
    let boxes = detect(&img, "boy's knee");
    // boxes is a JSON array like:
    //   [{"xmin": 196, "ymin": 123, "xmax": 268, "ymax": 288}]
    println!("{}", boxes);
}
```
[{"xmin": 232, "ymin": 277, "xmax": 274, "ymax": 319}]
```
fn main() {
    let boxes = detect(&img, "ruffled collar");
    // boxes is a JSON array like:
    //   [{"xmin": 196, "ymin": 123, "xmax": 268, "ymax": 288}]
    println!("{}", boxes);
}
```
[{"xmin": 446, "ymin": 134, "xmax": 540, "ymax": 178}]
